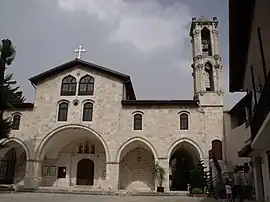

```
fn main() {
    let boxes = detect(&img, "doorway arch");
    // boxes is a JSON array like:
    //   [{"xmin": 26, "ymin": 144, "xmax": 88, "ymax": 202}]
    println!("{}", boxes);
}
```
[
  {"xmin": 0, "ymin": 139, "xmax": 28, "ymax": 184},
  {"xmin": 169, "ymin": 140, "xmax": 201, "ymax": 191},
  {"xmin": 76, "ymin": 159, "xmax": 94, "ymax": 185}
]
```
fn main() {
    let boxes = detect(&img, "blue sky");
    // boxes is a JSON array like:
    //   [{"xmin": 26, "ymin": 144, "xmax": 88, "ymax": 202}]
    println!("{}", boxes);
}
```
[{"xmin": 0, "ymin": 0, "xmax": 244, "ymax": 109}]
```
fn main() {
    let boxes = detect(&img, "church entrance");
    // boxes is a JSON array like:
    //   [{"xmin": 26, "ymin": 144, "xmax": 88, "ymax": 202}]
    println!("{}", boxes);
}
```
[
  {"xmin": 169, "ymin": 141, "xmax": 200, "ymax": 191},
  {"xmin": 76, "ymin": 159, "xmax": 94, "ymax": 185}
]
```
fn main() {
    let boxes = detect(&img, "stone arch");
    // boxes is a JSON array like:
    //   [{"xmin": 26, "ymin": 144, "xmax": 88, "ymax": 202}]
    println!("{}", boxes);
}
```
[
  {"xmin": 117, "ymin": 137, "xmax": 156, "ymax": 191},
  {"xmin": 36, "ymin": 124, "xmax": 109, "ymax": 162},
  {"xmin": 0, "ymin": 138, "xmax": 31, "ymax": 160},
  {"xmin": 168, "ymin": 138, "xmax": 204, "ymax": 191},
  {"xmin": 0, "ymin": 138, "xmax": 30, "ymax": 184},
  {"xmin": 201, "ymin": 27, "xmax": 212, "ymax": 56},
  {"xmin": 168, "ymin": 138, "xmax": 203, "ymax": 160},
  {"xmin": 116, "ymin": 137, "xmax": 158, "ymax": 162},
  {"xmin": 204, "ymin": 62, "xmax": 214, "ymax": 91},
  {"xmin": 132, "ymin": 111, "xmax": 144, "ymax": 115}
]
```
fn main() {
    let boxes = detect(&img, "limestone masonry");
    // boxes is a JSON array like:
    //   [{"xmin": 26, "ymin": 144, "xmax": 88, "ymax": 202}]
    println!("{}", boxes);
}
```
[{"xmin": 0, "ymin": 17, "xmax": 224, "ymax": 192}]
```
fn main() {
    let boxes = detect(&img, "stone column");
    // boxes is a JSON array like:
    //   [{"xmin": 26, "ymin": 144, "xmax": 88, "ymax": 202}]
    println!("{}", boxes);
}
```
[
  {"xmin": 195, "ymin": 66, "xmax": 201, "ymax": 94},
  {"xmin": 106, "ymin": 162, "xmax": 119, "ymax": 190},
  {"xmin": 24, "ymin": 160, "xmax": 42, "ymax": 189},
  {"xmin": 194, "ymin": 29, "xmax": 202, "ymax": 56},
  {"xmin": 212, "ymin": 30, "xmax": 219, "ymax": 55},
  {"xmin": 198, "ymin": 64, "xmax": 205, "ymax": 93},
  {"xmin": 215, "ymin": 65, "xmax": 220, "ymax": 92},
  {"xmin": 157, "ymin": 158, "xmax": 170, "ymax": 192}
]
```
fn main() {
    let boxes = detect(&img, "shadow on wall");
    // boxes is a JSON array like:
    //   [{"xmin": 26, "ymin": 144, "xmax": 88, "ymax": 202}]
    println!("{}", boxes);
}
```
[
  {"xmin": 41, "ymin": 155, "xmax": 106, "ymax": 187},
  {"xmin": 119, "ymin": 147, "xmax": 155, "ymax": 191}
]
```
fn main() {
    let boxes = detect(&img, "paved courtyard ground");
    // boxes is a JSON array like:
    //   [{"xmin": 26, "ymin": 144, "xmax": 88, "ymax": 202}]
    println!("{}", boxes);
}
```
[{"xmin": 0, "ymin": 193, "xmax": 220, "ymax": 202}]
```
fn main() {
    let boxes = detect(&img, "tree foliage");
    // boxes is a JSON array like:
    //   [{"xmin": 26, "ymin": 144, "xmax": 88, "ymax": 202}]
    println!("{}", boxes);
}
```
[{"xmin": 0, "ymin": 39, "xmax": 24, "ymax": 141}]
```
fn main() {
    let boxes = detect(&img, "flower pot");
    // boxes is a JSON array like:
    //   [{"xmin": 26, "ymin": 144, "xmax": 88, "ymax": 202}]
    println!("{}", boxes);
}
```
[{"xmin": 157, "ymin": 187, "xmax": 164, "ymax": 192}]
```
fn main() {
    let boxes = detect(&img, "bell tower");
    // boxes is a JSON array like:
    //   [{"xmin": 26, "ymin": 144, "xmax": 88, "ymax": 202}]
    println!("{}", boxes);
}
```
[{"xmin": 190, "ymin": 16, "xmax": 224, "ymax": 106}]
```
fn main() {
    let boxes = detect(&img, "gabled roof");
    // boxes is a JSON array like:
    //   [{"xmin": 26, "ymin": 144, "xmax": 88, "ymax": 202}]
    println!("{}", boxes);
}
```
[{"xmin": 29, "ymin": 58, "xmax": 136, "ymax": 99}]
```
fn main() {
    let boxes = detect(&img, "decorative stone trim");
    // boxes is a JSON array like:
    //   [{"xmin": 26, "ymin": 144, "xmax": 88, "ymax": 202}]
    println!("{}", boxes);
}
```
[
  {"xmin": 196, "ymin": 55, "xmax": 203, "ymax": 60},
  {"xmin": 217, "ymin": 90, "xmax": 224, "ymax": 96},
  {"xmin": 212, "ymin": 30, "xmax": 219, "ymax": 36},
  {"xmin": 214, "ymin": 54, "xmax": 220, "ymax": 60},
  {"xmin": 194, "ymin": 29, "xmax": 200, "ymax": 36},
  {"xmin": 106, "ymin": 162, "xmax": 119, "ymax": 164},
  {"xmin": 197, "ymin": 64, "xmax": 203, "ymax": 69},
  {"xmin": 157, "ymin": 157, "xmax": 167, "ymax": 160}
]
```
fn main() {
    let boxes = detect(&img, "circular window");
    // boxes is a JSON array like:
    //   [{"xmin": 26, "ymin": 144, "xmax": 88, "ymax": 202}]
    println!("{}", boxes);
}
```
[{"xmin": 73, "ymin": 100, "xmax": 79, "ymax": 106}]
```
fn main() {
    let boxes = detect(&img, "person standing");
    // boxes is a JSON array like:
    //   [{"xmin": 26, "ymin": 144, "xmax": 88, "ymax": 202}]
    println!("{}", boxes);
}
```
[
  {"xmin": 247, "ymin": 162, "xmax": 255, "ymax": 199},
  {"xmin": 239, "ymin": 166, "xmax": 247, "ymax": 202},
  {"xmin": 232, "ymin": 166, "xmax": 240, "ymax": 202},
  {"xmin": 225, "ymin": 180, "xmax": 233, "ymax": 201},
  {"xmin": 232, "ymin": 165, "xmax": 245, "ymax": 202}
]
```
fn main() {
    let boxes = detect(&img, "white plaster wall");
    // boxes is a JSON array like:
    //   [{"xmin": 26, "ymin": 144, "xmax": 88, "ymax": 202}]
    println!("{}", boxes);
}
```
[{"xmin": 223, "ymin": 112, "xmax": 251, "ymax": 170}]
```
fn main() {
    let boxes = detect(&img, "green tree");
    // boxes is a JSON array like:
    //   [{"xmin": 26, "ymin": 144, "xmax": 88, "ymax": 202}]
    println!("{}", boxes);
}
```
[{"xmin": 0, "ymin": 39, "xmax": 24, "ymax": 141}]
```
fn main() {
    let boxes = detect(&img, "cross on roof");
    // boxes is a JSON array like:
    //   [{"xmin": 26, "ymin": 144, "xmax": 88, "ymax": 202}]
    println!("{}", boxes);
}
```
[{"xmin": 74, "ymin": 45, "xmax": 86, "ymax": 59}]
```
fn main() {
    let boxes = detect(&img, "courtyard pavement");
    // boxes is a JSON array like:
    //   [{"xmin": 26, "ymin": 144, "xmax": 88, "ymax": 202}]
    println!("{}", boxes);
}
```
[{"xmin": 0, "ymin": 192, "xmax": 220, "ymax": 202}]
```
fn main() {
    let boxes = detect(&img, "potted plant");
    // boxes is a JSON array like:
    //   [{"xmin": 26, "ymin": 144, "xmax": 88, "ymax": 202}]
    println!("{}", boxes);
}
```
[{"xmin": 153, "ymin": 162, "xmax": 165, "ymax": 193}]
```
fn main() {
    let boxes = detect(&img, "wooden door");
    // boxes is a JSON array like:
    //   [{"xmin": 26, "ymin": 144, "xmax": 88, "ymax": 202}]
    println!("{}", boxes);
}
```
[{"xmin": 76, "ymin": 159, "xmax": 94, "ymax": 185}]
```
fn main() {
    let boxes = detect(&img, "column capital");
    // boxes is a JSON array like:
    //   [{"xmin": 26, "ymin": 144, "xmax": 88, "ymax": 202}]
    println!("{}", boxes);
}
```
[
  {"xmin": 193, "ymin": 29, "xmax": 200, "ymax": 36},
  {"xmin": 212, "ymin": 30, "xmax": 219, "ymax": 37}
]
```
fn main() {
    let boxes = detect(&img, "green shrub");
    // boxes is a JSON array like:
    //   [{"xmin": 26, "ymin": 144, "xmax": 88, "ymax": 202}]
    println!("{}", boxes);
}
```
[
  {"xmin": 189, "ymin": 160, "xmax": 209, "ymax": 193},
  {"xmin": 192, "ymin": 188, "xmax": 203, "ymax": 194}
]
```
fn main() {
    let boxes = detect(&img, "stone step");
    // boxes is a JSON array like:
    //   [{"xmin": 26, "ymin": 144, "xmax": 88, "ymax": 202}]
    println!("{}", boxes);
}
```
[
  {"xmin": 0, "ymin": 184, "xmax": 15, "ymax": 193},
  {"xmin": 17, "ymin": 187, "xmax": 190, "ymax": 197}
]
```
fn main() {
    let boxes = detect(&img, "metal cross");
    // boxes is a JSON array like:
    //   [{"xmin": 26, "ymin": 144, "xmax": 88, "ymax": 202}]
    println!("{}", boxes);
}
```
[{"xmin": 74, "ymin": 45, "xmax": 86, "ymax": 59}]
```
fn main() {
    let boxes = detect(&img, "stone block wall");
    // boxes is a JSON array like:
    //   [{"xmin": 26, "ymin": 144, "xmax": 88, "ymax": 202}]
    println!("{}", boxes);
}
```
[{"xmin": 1, "ymin": 66, "xmax": 224, "ymax": 191}]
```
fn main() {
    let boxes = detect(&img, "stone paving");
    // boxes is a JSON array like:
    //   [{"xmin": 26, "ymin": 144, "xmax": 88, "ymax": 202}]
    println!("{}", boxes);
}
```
[{"xmin": 0, "ymin": 192, "xmax": 220, "ymax": 202}]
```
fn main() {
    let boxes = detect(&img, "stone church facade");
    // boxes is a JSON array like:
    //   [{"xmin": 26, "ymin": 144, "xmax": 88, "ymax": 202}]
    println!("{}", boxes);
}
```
[{"xmin": 0, "ymin": 17, "xmax": 224, "ymax": 192}]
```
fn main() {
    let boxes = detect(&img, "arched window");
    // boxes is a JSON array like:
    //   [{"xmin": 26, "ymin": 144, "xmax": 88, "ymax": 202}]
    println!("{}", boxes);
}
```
[
  {"xmin": 82, "ymin": 102, "xmax": 93, "ymax": 121},
  {"xmin": 133, "ymin": 114, "xmax": 142, "ymax": 130},
  {"xmin": 205, "ymin": 63, "xmax": 214, "ymax": 91},
  {"xmin": 12, "ymin": 114, "xmax": 21, "ymax": 130},
  {"xmin": 61, "ymin": 75, "xmax": 77, "ymax": 96},
  {"xmin": 179, "ymin": 113, "xmax": 189, "ymax": 130},
  {"xmin": 201, "ymin": 27, "xmax": 212, "ymax": 56},
  {"xmin": 58, "ymin": 102, "xmax": 69, "ymax": 121},
  {"xmin": 78, "ymin": 75, "xmax": 94, "ymax": 95}
]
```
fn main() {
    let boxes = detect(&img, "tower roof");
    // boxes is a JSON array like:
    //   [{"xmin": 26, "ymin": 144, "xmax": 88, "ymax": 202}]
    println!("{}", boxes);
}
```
[{"xmin": 189, "ymin": 16, "xmax": 219, "ymax": 36}]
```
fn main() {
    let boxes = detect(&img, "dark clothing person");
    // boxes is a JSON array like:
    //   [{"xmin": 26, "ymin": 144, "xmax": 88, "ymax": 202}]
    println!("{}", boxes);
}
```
[{"xmin": 232, "ymin": 166, "xmax": 245, "ymax": 202}]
